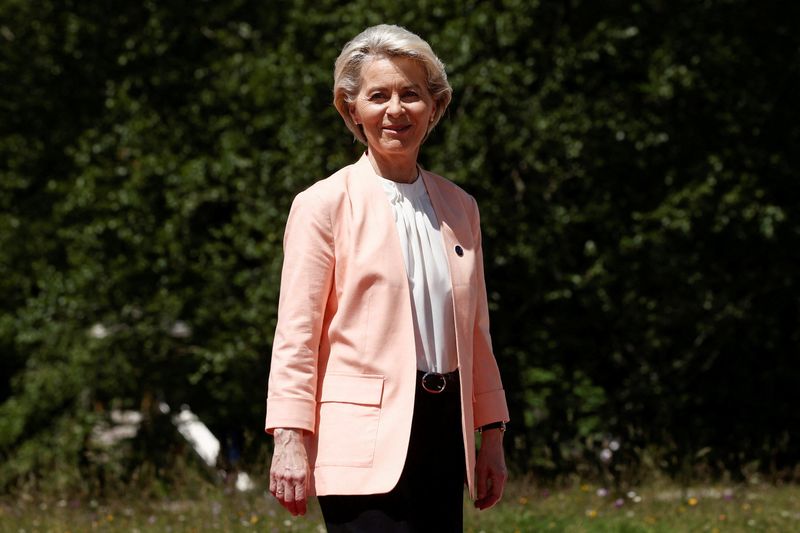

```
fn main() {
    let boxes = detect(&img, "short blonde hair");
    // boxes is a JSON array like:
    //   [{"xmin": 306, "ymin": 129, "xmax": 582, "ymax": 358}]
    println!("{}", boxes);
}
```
[{"xmin": 333, "ymin": 24, "xmax": 453, "ymax": 145}]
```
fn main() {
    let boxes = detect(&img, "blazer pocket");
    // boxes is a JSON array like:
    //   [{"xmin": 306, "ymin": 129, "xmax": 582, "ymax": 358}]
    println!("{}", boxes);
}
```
[{"xmin": 314, "ymin": 373, "xmax": 384, "ymax": 467}]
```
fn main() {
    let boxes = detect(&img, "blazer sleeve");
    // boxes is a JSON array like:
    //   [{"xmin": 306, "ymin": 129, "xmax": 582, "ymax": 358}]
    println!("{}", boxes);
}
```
[
  {"xmin": 469, "ymin": 196, "xmax": 511, "ymax": 429},
  {"xmin": 264, "ymin": 188, "xmax": 334, "ymax": 434}
]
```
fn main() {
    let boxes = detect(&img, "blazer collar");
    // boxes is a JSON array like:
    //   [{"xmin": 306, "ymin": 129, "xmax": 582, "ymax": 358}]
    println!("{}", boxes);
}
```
[
  {"xmin": 349, "ymin": 151, "xmax": 458, "ymax": 237},
  {"xmin": 349, "ymin": 151, "xmax": 468, "ymax": 338}
]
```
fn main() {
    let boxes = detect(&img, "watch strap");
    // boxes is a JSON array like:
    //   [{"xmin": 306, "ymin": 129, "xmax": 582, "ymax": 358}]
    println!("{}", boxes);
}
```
[{"xmin": 478, "ymin": 421, "xmax": 506, "ymax": 433}]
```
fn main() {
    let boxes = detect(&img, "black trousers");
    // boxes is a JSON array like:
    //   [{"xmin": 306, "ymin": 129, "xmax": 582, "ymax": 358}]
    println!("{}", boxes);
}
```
[{"xmin": 318, "ymin": 371, "xmax": 466, "ymax": 533}]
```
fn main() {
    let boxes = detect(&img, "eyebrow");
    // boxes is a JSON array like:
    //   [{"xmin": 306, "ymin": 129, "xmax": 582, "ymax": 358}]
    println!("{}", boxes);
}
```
[{"xmin": 364, "ymin": 83, "xmax": 422, "ymax": 93}]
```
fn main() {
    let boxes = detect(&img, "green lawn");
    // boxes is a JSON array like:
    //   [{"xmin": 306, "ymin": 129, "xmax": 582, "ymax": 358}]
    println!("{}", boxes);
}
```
[{"xmin": 2, "ymin": 480, "xmax": 798, "ymax": 532}]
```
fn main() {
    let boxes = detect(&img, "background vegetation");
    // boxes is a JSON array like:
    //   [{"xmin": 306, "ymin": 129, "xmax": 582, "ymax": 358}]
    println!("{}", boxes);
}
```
[
  {"xmin": 4, "ymin": 481, "xmax": 800, "ymax": 532},
  {"xmin": 2, "ymin": 0, "xmax": 798, "ymax": 494}
]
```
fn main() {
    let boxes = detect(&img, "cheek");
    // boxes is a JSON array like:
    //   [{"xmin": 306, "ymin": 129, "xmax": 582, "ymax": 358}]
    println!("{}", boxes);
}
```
[{"xmin": 355, "ymin": 103, "xmax": 379, "ymax": 125}]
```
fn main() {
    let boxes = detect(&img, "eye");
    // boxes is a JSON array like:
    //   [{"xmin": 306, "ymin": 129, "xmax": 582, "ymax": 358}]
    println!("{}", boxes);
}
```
[
  {"xmin": 368, "ymin": 92, "xmax": 387, "ymax": 102},
  {"xmin": 401, "ymin": 91, "xmax": 420, "ymax": 101}
]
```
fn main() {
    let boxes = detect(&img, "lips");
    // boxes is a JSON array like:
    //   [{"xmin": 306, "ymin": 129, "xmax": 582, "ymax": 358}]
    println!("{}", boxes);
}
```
[{"xmin": 383, "ymin": 124, "xmax": 412, "ymax": 133}]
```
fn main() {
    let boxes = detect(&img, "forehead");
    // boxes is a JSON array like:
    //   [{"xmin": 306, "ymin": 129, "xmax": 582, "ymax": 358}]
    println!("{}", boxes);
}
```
[{"xmin": 359, "ymin": 56, "xmax": 428, "ymax": 90}]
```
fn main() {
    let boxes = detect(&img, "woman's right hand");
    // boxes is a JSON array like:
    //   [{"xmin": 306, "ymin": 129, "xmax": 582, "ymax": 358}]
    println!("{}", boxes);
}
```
[{"xmin": 269, "ymin": 428, "xmax": 309, "ymax": 516}]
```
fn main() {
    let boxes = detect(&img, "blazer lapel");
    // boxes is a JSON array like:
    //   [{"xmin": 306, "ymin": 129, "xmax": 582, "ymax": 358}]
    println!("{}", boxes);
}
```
[
  {"xmin": 421, "ymin": 170, "xmax": 469, "ymax": 286},
  {"xmin": 346, "ymin": 153, "xmax": 410, "ymax": 289},
  {"xmin": 420, "ymin": 169, "xmax": 477, "ymax": 374}
]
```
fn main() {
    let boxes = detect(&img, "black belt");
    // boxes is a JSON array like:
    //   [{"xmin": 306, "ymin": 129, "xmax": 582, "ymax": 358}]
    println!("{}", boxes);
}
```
[{"xmin": 417, "ymin": 369, "xmax": 459, "ymax": 394}]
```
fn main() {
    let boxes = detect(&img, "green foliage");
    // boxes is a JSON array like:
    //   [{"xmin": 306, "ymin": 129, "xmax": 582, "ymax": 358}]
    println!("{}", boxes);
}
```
[{"xmin": 1, "ymin": 0, "xmax": 799, "ymax": 491}]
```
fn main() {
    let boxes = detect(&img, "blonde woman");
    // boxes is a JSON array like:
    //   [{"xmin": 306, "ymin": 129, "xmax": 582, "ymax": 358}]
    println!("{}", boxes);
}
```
[{"xmin": 265, "ymin": 24, "xmax": 509, "ymax": 531}]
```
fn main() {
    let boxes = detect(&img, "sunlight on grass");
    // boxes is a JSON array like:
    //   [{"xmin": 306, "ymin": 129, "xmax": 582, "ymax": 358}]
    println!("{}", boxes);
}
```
[
  {"xmin": 2, "ymin": 480, "xmax": 799, "ymax": 532},
  {"xmin": 465, "ymin": 480, "xmax": 800, "ymax": 532}
]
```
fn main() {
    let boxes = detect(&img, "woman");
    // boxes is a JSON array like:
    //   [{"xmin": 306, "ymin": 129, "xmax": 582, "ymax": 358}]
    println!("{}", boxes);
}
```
[{"xmin": 265, "ymin": 24, "xmax": 509, "ymax": 531}]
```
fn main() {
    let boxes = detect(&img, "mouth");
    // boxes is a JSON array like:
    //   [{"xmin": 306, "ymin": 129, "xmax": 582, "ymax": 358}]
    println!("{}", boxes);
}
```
[{"xmin": 383, "ymin": 124, "xmax": 412, "ymax": 134}]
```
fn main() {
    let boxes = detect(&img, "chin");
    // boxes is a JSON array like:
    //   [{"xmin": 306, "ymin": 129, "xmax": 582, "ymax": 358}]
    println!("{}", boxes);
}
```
[{"xmin": 379, "ymin": 137, "xmax": 421, "ymax": 152}]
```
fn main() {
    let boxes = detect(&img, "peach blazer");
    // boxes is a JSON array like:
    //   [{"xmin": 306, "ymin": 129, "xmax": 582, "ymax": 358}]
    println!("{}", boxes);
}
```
[{"xmin": 265, "ymin": 153, "xmax": 509, "ymax": 499}]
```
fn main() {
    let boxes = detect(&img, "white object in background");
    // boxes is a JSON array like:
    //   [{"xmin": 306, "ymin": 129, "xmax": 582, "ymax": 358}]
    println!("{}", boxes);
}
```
[
  {"xmin": 92, "ymin": 409, "xmax": 142, "ymax": 447},
  {"xmin": 168, "ymin": 320, "xmax": 192, "ymax": 338},
  {"xmin": 173, "ymin": 406, "xmax": 220, "ymax": 467},
  {"xmin": 88, "ymin": 323, "xmax": 109, "ymax": 339},
  {"xmin": 235, "ymin": 471, "xmax": 255, "ymax": 492}
]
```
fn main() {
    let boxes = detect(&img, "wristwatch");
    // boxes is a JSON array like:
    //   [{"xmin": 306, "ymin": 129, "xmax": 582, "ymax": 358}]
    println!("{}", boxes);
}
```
[{"xmin": 478, "ymin": 421, "xmax": 507, "ymax": 433}]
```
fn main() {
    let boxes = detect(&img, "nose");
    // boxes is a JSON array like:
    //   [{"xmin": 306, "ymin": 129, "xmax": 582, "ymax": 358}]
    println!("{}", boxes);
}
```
[{"xmin": 387, "ymin": 94, "xmax": 403, "ymax": 116}]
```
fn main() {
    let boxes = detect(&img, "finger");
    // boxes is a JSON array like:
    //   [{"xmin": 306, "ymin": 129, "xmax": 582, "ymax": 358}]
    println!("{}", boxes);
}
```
[
  {"xmin": 295, "ymin": 498, "xmax": 307, "ymax": 516},
  {"xmin": 495, "ymin": 472, "xmax": 507, "ymax": 500},
  {"xmin": 285, "ymin": 498, "xmax": 298, "ymax": 516},
  {"xmin": 277, "ymin": 494, "xmax": 295, "ymax": 515},
  {"xmin": 269, "ymin": 462, "xmax": 278, "ymax": 494},
  {"xmin": 271, "ymin": 469, "xmax": 283, "ymax": 487},
  {"xmin": 294, "ymin": 480, "xmax": 307, "ymax": 516},
  {"xmin": 484, "ymin": 484, "xmax": 501, "ymax": 509},
  {"xmin": 274, "ymin": 483, "xmax": 285, "ymax": 502},
  {"xmin": 281, "ymin": 480, "xmax": 300, "ymax": 516},
  {"xmin": 476, "ymin": 466, "xmax": 488, "ymax": 501},
  {"xmin": 482, "ymin": 471, "xmax": 507, "ymax": 510},
  {"xmin": 288, "ymin": 497, "xmax": 303, "ymax": 516},
  {"xmin": 475, "ymin": 473, "xmax": 501, "ymax": 510},
  {"xmin": 285, "ymin": 497, "xmax": 301, "ymax": 516},
  {"xmin": 275, "ymin": 476, "xmax": 291, "ymax": 499},
  {"xmin": 475, "ymin": 485, "xmax": 493, "ymax": 509},
  {"xmin": 474, "ymin": 473, "xmax": 490, "ymax": 509}
]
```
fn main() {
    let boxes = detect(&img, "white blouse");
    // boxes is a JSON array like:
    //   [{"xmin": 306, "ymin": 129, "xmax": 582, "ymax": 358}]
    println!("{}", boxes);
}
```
[{"xmin": 378, "ymin": 174, "xmax": 458, "ymax": 374}]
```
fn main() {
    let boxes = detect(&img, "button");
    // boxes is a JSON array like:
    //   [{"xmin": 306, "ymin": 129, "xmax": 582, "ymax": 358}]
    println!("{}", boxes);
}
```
[{"xmin": 455, "ymin": 245, "xmax": 464, "ymax": 257}]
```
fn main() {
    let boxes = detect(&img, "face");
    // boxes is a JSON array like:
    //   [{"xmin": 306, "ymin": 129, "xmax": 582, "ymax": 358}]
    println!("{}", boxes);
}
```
[{"xmin": 349, "ymin": 56, "xmax": 436, "ymax": 160}]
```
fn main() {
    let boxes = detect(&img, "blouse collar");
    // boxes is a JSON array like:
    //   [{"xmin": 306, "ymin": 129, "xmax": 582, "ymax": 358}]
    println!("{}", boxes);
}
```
[{"xmin": 377, "ymin": 172, "xmax": 426, "ymax": 204}]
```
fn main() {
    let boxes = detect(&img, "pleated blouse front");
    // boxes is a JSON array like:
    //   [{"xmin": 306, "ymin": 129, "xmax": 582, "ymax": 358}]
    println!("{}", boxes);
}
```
[{"xmin": 378, "ymin": 174, "xmax": 458, "ymax": 374}]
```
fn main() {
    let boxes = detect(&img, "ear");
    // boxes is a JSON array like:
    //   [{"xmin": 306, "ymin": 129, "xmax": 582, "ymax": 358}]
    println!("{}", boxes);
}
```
[{"xmin": 349, "ymin": 102, "xmax": 360, "ymax": 124}]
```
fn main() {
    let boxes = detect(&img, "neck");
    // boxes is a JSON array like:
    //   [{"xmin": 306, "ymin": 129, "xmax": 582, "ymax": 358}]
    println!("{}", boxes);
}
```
[{"xmin": 366, "ymin": 147, "xmax": 419, "ymax": 183}]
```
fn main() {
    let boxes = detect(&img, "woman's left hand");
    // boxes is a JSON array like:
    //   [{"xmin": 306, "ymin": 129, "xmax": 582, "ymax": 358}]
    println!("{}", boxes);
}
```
[{"xmin": 474, "ymin": 429, "xmax": 507, "ymax": 510}]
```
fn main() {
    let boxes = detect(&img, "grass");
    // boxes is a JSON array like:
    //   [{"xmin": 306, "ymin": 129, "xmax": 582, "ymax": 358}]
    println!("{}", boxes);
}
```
[
  {"xmin": 465, "ymin": 480, "xmax": 800, "ymax": 532},
  {"xmin": 2, "ymin": 479, "xmax": 799, "ymax": 532}
]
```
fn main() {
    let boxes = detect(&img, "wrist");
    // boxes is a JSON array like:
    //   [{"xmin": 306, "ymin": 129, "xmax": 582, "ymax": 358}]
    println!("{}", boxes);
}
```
[
  {"xmin": 477, "ymin": 421, "xmax": 506, "ymax": 434},
  {"xmin": 274, "ymin": 428, "xmax": 305, "ymax": 444}
]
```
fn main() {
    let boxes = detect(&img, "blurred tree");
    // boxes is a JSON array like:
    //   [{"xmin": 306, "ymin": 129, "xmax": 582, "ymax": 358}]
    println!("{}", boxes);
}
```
[{"xmin": 1, "ymin": 0, "xmax": 798, "ymax": 491}]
